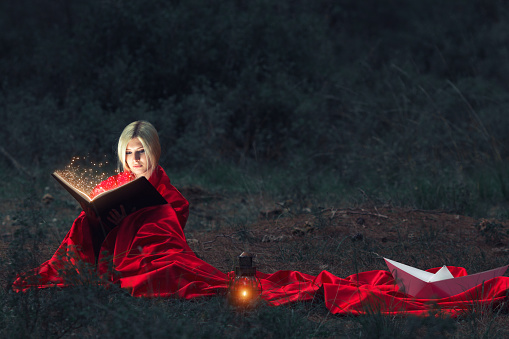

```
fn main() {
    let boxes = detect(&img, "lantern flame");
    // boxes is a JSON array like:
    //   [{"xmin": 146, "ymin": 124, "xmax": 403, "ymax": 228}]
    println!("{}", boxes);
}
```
[
  {"xmin": 228, "ymin": 276, "xmax": 261, "ymax": 308},
  {"xmin": 227, "ymin": 253, "xmax": 262, "ymax": 309}
]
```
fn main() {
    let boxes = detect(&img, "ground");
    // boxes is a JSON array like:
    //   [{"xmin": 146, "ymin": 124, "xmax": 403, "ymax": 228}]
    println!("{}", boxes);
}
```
[
  {"xmin": 2, "ymin": 184, "xmax": 509, "ymax": 337},
  {"xmin": 180, "ymin": 185, "xmax": 509, "ymax": 279},
  {"xmin": 2, "ymin": 184, "xmax": 508, "ymax": 283}
]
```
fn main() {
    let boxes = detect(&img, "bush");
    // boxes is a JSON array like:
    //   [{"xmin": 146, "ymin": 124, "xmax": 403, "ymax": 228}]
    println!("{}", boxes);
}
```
[{"xmin": 1, "ymin": 0, "xmax": 509, "ymax": 215}]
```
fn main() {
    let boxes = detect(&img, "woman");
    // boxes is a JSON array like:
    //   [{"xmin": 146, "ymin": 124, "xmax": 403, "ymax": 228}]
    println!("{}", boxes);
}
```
[
  {"xmin": 13, "ymin": 121, "xmax": 509, "ymax": 316},
  {"xmin": 13, "ymin": 121, "xmax": 227, "ymax": 297},
  {"xmin": 86, "ymin": 121, "xmax": 189, "ymax": 258}
]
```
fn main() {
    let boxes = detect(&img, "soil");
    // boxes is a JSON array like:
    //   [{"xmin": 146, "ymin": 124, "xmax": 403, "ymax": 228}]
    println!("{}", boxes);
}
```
[
  {"xmin": 2, "ymin": 184, "xmax": 509, "ymax": 286},
  {"xmin": 180, "ymin": 186, "xmax": 509, "ymax": 278}
]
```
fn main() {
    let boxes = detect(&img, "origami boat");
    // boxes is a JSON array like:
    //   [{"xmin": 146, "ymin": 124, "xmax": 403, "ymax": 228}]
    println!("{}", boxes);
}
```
[{"xmin": 384, "ymin": 258, "xmax": 508, "ymax": 299}]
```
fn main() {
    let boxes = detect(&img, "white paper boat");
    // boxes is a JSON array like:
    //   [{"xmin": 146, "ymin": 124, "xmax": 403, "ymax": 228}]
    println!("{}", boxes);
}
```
[{"xmin": 384, "ymin": 258, "xmax": 508, "ymax": 299}]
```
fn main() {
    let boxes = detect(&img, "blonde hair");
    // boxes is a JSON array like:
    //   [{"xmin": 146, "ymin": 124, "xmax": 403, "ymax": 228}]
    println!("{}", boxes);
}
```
[{"xmin": 117, "ymin": 121, "xmax": 161, "ymax": 178}]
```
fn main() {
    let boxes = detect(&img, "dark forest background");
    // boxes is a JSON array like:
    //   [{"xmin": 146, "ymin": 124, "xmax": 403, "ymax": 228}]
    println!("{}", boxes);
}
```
[{"xmin": 2, "ymin": 0, "xmax": 509, "ymax": 216}]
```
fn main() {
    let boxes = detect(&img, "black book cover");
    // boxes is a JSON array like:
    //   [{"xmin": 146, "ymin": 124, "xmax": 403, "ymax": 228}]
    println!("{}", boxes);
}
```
[{"xmin": 52, "ymin": 172, "xmax": 167, "ymax": 228}]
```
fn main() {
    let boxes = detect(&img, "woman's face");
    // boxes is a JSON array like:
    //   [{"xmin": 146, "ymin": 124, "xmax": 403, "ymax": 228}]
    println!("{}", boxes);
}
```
[{"xmin": 126, "ymin": 138, "xmax": 149, "ymax": 178}]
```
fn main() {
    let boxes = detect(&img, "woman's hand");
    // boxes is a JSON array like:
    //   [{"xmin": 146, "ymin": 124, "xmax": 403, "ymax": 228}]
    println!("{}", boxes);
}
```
[
  {"xmin": 107, "ymin": 205, "xmax": 128, "ymax": 226},
  {"xmin": 80, "ymin": 202, "xmax": 101, "ymax": 226}
]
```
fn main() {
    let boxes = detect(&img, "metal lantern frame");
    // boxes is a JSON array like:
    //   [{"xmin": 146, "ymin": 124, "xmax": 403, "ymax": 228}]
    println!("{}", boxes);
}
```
[{"xmin": 227, "ymin": 252, "xmax": 262, "ymax": 308}]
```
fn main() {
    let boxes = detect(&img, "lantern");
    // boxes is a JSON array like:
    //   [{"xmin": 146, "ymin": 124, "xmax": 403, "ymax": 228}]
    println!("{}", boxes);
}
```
[{"xmin": 227, "ymin": 252, "xmax": 262, "ymax": 308}]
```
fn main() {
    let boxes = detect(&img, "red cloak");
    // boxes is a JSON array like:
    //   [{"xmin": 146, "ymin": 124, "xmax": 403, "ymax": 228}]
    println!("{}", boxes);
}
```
[{"xmin": 12, "ymin": 167, "xmax": 509, "ymax": 317}]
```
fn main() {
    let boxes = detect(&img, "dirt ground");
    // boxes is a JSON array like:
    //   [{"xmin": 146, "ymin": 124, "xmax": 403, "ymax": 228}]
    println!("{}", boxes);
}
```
[
  {"xmin": 0, "ymin": 183, "xmax": 508, "ymax": 338},
  {"xmin": 2, "ymin": 184, "xmax": 509, "ymax": 288},
  {"xmin": 180, "ymin": 186, "xmax": 509, "ymax": 278}
]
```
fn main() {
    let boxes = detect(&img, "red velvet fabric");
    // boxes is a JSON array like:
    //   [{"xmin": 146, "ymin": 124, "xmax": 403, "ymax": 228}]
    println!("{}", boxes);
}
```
[{"xmin": 12, "ymin": 167, "xmax": 509, "ymax": 317}]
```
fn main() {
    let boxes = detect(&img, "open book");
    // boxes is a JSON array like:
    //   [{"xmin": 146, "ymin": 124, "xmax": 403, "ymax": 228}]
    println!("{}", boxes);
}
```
[
  {"xmin": 52, "ymin": 171, "xmax": 167, "ymax": 228},
  {"xmin": 384, "ymin": 257, "xmax": 508, "ymax": 299}
]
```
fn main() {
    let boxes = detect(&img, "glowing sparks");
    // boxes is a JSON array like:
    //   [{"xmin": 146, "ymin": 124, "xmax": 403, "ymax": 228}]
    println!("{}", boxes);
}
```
[{"xmin": 55, "ymin": 155, "xmax": 117, "ymax": 197}]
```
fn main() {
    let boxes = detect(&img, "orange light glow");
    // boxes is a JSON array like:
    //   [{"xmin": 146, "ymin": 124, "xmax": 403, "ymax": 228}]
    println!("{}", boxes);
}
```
[
  {"xmin": 228, "ymin": 276, "xmax": 261, "ymax": 308},
  {"xmin": 55, "ymin": 155, "xmax": 116, "ymax": 197},
  {"xmin": 227, "ymin": 253, "xmax": 262, "ymax": 309}
]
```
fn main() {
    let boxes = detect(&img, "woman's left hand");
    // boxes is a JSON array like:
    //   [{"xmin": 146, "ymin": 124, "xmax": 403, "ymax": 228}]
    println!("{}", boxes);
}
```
[{"xmin": 107, "ymin": 205, "xmax": 128, "ymax": 226}]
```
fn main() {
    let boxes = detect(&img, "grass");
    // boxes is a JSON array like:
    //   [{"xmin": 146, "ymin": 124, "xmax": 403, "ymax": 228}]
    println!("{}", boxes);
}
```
[
  {"xmin": 2, "ymin": 160, "xmax": 509, "ymax": 338},
  {"xmin": 173, "ymin": 158, "xmax": 509, "ymax": 220},
  {"xmin": 2, "ymin": 1, "xmax": 509, "ymax": 335},
  {"xmin": 0, "ymin": 286, "xmax": 335, "ymax": 338}
]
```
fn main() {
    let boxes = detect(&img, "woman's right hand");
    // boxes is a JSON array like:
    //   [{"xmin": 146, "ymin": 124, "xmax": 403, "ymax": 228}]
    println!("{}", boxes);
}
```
[{"xmin": 106, "ymin": 205, "xmax": 128, "ymax": 226}]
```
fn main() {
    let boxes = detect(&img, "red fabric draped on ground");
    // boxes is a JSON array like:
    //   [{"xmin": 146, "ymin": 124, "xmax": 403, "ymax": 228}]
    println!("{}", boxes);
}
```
[
  {"xmin": 12, "ymin": 166, "xmax": 509, "ymax": 316},
  {"xmin": 258, "ymin": 268, "xmax": 509, "ymax": 316}
]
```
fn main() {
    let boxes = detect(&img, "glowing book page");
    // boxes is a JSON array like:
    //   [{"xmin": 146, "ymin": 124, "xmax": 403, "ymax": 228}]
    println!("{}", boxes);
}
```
[
  {"xmin": 384, "ymin": 258, "xmax": 508, "ymax": 299},
  {"xmin": 52, "ymin": 172, "xmax": 167, "ymax": 228}
]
